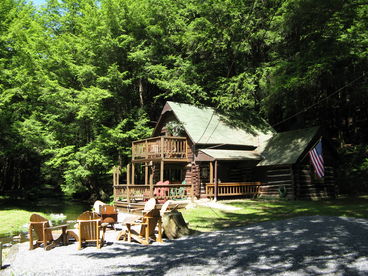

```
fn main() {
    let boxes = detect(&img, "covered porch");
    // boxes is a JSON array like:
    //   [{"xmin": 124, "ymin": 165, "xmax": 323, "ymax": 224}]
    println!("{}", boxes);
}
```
[
  {"xmin": 112, "ymin": 159, "xmax": 194, "ymax": 206},
  {"xmin": 197, "ymin": 149, "xmax": 262, "ymax": 200}
]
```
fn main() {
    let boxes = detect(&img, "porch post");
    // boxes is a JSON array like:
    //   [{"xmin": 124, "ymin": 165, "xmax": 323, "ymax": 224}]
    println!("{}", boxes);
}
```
[
  {"xmin": 113, "ymin": 166, "xmax": 120, "ymax": 201},
  {"xmin": 149, "ymin": 163, "xmax": 154, "ymax": 197},
  {"xmin": 145, "ymin": 162, "xmax": 149, "ymax": 185},
  {"xmin": 113, "ymin": 166, "xmax": 116, "ymax": 201},
  {"xmin": 214, "ymin": 160, "xmax": 218, "ymax": 201},
  {"xmin": 160, "ymin": 160, "xmax": 164, "ymax": 182},
  {"xmin": 209, "ymin": 161, "xmax": 214, "ymax": 184},
  {"xmin": 127, "ymin": 163, "xmax": 130, "ymax": 203},
  {"xmin": 131, "ymin": 162, "xmax": 135, "ymax": 185},
  {"xmin": 127, "ymin": 164, "xmax": 130, "ymax": 185},
  {"xmin": 116, "ymin": 166, "xmax": 120, "ymax": 186}
]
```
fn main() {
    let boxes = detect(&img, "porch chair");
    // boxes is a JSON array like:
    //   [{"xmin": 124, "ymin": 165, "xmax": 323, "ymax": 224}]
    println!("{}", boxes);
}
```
[
  {"xmin": 154, "ymin": 180, "xmax": 170, "ymax": 203},
  {"xmin": 29, "ymin": 213, "xmax": 67, "ymax": 251},
  {"xmin": 67, "ymin": 211, "xmax": 107, "ymax": 250}
]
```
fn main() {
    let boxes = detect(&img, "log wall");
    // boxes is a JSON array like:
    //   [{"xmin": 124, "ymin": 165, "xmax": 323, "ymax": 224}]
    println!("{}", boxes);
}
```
[
  {"xmin": 259, "ymin": 166, "xmax": 295, "ymax": 199},
  {"xmin": 294, "ymin": 164, "xmax": 337, "ymax": 200},
  {"xmin": 191, "ymin": 163, "xmax": 200, "ymax": 198}
]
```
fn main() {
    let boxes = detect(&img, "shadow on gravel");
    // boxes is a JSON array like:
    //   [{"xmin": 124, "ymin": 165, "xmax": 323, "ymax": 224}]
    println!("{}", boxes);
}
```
[{"xmin": 80, "ymin": 216, "xmax": 368, "ymax": 275}]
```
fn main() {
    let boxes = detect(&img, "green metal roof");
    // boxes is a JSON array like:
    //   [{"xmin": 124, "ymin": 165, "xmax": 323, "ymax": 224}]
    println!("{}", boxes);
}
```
[
  {"xmin": 257, "ymin": 127, "xmax": 319, "ymax": 166},
  {"xmin": 199, "ymin": 149, "xmax": 261, "ymax": 161},
  {"xmin": 166, "ymin": 101, "xmax": 275, "ymax": 146}
]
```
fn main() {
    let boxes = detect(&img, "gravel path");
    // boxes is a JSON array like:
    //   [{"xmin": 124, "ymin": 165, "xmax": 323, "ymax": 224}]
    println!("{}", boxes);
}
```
[{"xmin": 1, "ymin": 216, "xmax": 368, "ymax": 276}]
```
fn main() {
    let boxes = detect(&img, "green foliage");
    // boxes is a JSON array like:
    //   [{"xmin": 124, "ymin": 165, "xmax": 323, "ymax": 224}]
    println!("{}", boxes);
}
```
[
  {"xmin": 164, "ymin": 121, "xmax": 185, "ymax": 137},
  {"xmin": 1, "ymin": 0, "xmax": 367, "ymax": 198},
  {"xmin": 337, "ymin": 145, "xmax": 368, "ymax": 194}
]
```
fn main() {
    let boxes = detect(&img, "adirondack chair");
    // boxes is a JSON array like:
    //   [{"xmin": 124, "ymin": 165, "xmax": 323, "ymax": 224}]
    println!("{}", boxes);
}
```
[
  {"xmin": 29, "ymin": 213, "xmax": 67, "ymax": 251},
  {"xmin": 100, "ymin": 205, "xmax": 118, "ymax": 228},
  {"xmin": 154, "ymin": 180, "xmax": 169, "ymax": 203},
  {"xmin": 125, "ymin": 208, "xmax": 163, "ymax": 245},
  {"xmin": 116, "ymin": 198, "xmax": 162, "ymax": 245},
  {"xmin": 67, "ymin": 211, "xmax": 107, "ymax": 250}
]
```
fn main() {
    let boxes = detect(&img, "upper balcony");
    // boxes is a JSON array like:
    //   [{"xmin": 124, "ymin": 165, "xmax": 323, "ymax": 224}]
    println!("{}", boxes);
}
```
[{"xmin": 132, "ymin": 136, "xmax": 190, "ymax": 162}]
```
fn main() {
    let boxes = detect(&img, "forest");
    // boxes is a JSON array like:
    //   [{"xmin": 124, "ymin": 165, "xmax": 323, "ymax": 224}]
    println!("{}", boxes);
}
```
[{"xmin": 0, "ymin": 0, "xmax": 367, "ymax": 200}]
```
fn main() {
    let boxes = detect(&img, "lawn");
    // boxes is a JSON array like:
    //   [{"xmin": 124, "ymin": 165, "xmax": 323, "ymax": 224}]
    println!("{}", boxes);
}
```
[
  {"xmin": 182, "ymin": 196, "xmax": 368, "ymax": 232},
  {"xmin": 0, "ymin": 210, "xmax": 50, "ymax": 237},
  {"xmin": 2, "ymin": 195, "xmax": 368, "ymax": 237},
  {"xmin": 0, "ymin": 195, "xmax": 90, "ymax": 238}
]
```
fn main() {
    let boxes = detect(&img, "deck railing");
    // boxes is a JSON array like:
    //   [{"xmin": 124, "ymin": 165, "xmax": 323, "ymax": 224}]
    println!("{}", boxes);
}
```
[
  {"xmin": 114, "ymin": 183, "xmax": 193, "ymax": 202},
  {"xmin": 132, "ymin": 136, "xmax": 188, "ymax": 161},
  {"xmin": 206, "ymin": 182, "xmax": 261, "ymax": 198}
]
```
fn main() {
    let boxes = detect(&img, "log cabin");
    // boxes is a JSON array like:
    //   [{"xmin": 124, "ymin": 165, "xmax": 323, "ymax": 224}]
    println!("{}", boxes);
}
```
[{"xmin": 113, "ymin": 101, "xmax": 337, "ymax": 205}]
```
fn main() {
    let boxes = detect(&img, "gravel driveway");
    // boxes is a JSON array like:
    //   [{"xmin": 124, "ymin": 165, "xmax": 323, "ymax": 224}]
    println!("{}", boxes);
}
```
[{"xmin": 1, "ymin": 216, "xmax": 368, "ymax": 276}]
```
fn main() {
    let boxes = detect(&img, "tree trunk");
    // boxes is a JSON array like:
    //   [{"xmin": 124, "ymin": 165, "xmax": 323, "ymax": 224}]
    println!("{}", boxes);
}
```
[{"xmin": 162, "ymin": 210, "xmax": 191, "ymax": 239}]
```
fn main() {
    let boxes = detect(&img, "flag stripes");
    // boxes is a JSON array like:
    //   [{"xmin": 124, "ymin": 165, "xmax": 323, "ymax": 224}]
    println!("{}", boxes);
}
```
[{"xmin": 309, "ymin": 140, "xmax": 324, "ymax": 178}]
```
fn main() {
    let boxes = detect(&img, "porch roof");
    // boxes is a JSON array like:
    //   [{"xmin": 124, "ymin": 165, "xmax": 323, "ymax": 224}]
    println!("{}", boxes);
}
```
[
  {"xmin": 162, "ymin": 101, "xmax": 275, "ymax": 147},
  {"xmin": 257, "ymin": 127, "xmax": 319, "ymax": 166},
  {"xmin": 197, "ymin": 149, "xmax": 262, "ymax": 161}
]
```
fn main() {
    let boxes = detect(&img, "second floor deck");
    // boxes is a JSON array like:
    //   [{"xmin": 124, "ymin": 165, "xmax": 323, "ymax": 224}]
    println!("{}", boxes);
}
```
[{"xmin": 132, "ymin": 136, "xmax": 190, "ymax": 162}]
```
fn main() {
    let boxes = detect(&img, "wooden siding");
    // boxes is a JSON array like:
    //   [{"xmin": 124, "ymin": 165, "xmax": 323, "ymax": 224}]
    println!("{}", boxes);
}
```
[
  {"xmin": 294, "ymin": 164, "xmax": 337, "ymax": 200},
  {"xmin": 259, "ymin": 166, "xmax": 295, "ymax": 199},
  {"xmin": 191, "ymin": 163, "xmax": 200, "ymax": 198}
]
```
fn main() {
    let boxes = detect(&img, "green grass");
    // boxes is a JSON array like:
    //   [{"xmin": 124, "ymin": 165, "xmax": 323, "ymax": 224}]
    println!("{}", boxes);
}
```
[
  {"xmin": 2, "ymin": 195, "xmax": 368, "ymax": 237},
  {"xmin": 0, "ymin": 209, "xmax": 49, "ymax": 237},
  {"xmin": 182, "ymin": 196, "xmax": 368, "ymax": 232},
  {"xmin": 0, "ymin": 196, "xmax": 90, "ymax": 238}
]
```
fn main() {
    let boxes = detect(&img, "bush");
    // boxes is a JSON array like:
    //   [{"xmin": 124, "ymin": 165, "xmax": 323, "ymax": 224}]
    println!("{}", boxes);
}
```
[{"xmin": 337, "ymin": 145, "xmax": 368, "ymax": 195}]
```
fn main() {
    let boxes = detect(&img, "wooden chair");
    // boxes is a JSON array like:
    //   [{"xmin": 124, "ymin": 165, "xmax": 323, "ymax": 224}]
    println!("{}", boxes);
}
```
[
  {"xmin": 117, "ymin": 209, "xmax": 163, "ymax": 245},
  {"xmin": 154, "ymin": 181, "xmax": 170, "ymax": 203},
  {"xmin": 160, "ymin": 200, "xmax": 171, "ymax": 217},
  {"xmin": 67, "ymin": 211, "xmax": 107, "ymax": 250},
  {"xmin": 29, "ymin": 214, "xmax": 67, "ymax": 251},
  {"xmin": 116, "ymin": 198, "xmax": 163, "ymax": 245},
  {"xmin": 100, "ymin": 205, "xmax": 118, "ymax": 227}
]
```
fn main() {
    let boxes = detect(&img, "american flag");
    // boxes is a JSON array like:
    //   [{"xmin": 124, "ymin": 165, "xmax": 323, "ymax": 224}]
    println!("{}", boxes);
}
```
[{"xmin": 309, "ymin": 140, "xmax": 324, "ymax": 178}]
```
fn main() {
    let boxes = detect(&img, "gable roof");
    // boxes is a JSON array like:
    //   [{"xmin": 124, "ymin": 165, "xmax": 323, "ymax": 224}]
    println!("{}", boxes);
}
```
[
  {"xmin": 157, "ymin": 101, "xmax": 275, "ymax": 147},
  {"xmin": 257, "ymin": 127, "xmax": 319, "ymax": 166}
]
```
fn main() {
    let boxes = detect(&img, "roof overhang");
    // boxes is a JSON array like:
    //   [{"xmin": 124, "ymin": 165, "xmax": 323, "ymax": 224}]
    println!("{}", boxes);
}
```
[{"xmin": 196, "ymin": 149, "xmax": 262, "ymax": 162}]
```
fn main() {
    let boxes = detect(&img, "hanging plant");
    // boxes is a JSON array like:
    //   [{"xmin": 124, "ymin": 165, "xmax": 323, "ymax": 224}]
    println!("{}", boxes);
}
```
[{"xmin": 165, "ymin": 121, "xmax": 185, "ymax": 136}]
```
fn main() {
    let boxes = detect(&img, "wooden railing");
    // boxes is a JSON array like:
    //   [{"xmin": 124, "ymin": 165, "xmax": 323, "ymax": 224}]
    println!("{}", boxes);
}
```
[
  {"xmin": 132, "ymin": 136, "xmax": 188, "ymax": 161},
  {"xmin": 206, "ymin": 182, "xmax": 261, "ymax": 198},
  {"xmin": 114, "ymin": 183, "xmax": 193, "ymax": 202}
]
